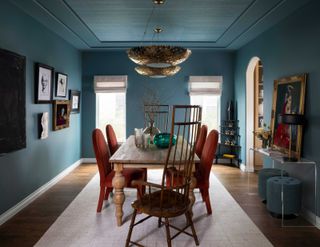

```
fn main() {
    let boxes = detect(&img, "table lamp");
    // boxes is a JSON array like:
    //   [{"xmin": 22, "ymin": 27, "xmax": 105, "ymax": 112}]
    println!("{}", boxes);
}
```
[{"xmin": 278, "ymin": 113, "xmax": 305, "ymax": 162}]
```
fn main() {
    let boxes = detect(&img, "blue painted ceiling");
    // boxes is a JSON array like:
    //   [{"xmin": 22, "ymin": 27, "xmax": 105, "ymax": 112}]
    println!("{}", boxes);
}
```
[{"xmin": 10, "ymin": 0, "xmax": 311, "ymax": 50}]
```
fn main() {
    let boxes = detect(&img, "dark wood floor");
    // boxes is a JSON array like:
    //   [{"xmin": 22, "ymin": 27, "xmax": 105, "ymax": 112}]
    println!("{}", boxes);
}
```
[
  {"xmin": 212, "ymin": 164, "xmax": 320, "ymax": 247},
  {"xmin": 0, "ymin": 163, "xmax": 97, "ymax": 247},
  {"xmin": 0, "ymin": 163, "xmax": 319, "ymax": 246}
]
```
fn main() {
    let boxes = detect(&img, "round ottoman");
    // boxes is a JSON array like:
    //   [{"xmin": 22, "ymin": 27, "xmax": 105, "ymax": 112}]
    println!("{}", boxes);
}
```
[
  {"xmin": 266, "ymin": 176, "xmax": 302, "ymax": 216},
  {"xmin": 258, "ymin": 168, "xmax": 289, "ymax": 202}
]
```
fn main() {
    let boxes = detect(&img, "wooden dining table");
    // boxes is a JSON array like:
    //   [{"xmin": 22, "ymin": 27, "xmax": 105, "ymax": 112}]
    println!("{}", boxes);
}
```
[{"xmin": 109, "ymin": 135, "xmax": 200, "ymax": 226}]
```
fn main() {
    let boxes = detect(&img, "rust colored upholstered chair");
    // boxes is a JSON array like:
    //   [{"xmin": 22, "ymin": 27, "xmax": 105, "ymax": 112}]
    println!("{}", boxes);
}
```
[
  {"xmin": 195, "ymin": 129, "xmax": 219, "ymax": 214},
  {"xmin": 92, "ymin": 128, "xmax": 146, "ymax": 212},
  {"xmin": 106, "ymin": 124, "xmax": 119, "ymax": 156},
  {"xmin": 195, "ymin": 125, "xmax": 208, "ymax": 159},
  {"xmin": 166, "ymin": 129, "xmax": 218, "ymax": 215}
]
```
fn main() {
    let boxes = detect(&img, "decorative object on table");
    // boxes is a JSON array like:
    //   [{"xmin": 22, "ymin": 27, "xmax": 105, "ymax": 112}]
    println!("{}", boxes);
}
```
[
  {"xmin": 215, "ymin": 118, "xmax": 241, "ymax": 166},
  {"xmin": 134, "ymin": 128, "xmax": 143, "ymax": 148},
  {"xmin": 271, "ymin": 74, "xmax": 306, "ymax": 159},
  {"xmin": 142, "ymin": 133, "xmax": 150, "ymax": 149},
  {"xmin": 38, "ymin": 112, "xmax": 49, "ymax": 139},
  {"xmin": 278, "ymin": 113, "xmax": 305, "ymax": 161},
  {"xmin": 35, "ymin": 63, "xmax": 53, "ymax": 103},
  {"xmin": 127, "ymin": 0, "xmax": 191, "ymax": 78},
  {"xmin": 144, "ymin": 104, "xmax": 169, "ymax": 133},
  {"xmin": 53, "ymin": 100, "xmax": 70, "ymax": 131},
  {"xmin": 253, "ymin": 123, "xmax": 272, "ymax": 149},
  {"xmin": 0, "ymin": 48, "xmax": 26, "ymax": 154},
  {"xmin": 153, "ymin": 133, "xmax": 176, "ymax": 148},
  {"xmin": 69, "ymin": 90, "xmax": 80, "ymax": 113},
  {"xmin": 143, "ymin": 120, "xmax": 160, "ymax": 144},
  {"xmin": 227, "ymin": 100, "xmax": 234, "ymax": 120},
  {"xmin": 55, "ymin": 72, "xmax": 68, "ymax": 98}
]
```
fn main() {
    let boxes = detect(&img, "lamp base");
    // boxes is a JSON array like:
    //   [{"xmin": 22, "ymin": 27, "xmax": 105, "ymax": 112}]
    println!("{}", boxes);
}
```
[{"xmin": 282, "ymin": 156, "xmax": 298, "ymax": 162}]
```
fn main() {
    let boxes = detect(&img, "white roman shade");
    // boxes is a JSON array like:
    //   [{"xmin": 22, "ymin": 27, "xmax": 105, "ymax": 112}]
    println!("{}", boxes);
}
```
[
  {"xmin": 188, "ymin": 76, "xmax": 223, "ymax": 95},
  {"xmin": 94, "ymin": 75, "xmax": 127, "ymax": 93}
]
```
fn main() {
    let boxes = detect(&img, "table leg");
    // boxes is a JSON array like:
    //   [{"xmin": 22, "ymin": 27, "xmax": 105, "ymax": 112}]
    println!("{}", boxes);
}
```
[
  {"xmin": 112, "ymin": 163, "xmax": 125, "ymax": 227},
  {"xmin": 189, "ymin": 175, "xmax": 197, "ymax": 217}
]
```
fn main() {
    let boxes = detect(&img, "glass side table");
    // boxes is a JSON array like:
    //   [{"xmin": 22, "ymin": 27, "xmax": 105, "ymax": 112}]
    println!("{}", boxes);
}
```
[{"xmin": 249, "ymin": 147, "xmax": 318, "ymax": 227}]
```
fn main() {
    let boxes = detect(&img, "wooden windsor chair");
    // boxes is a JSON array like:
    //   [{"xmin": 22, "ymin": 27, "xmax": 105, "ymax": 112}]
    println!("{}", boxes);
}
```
[{"xmin": 126, "ymin": 105, "xmax": 202, "ymax": 247}]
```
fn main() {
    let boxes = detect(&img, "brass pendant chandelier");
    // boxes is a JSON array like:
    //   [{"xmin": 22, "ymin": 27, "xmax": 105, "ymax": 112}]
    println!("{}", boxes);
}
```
[{"xmin": 127, "ymin": 0, "xmax": 191, "ymax": 78}]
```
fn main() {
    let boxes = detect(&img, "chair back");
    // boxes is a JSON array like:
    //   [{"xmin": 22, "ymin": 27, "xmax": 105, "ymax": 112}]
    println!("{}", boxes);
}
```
[
  {"xmin": 106, "ymin": 124, "xmax": 118, "ymax": 155},
  {"xmin": 162, "ymin": 105, "xmax": 202, "ymax": 204},
  {"xmin": 92, "ymin": 128, "xmax": 112, "ymax": 185},
  {"xmin": 144, "ymin": 104, "xmax": 170, "ymax": 133},
  {"xmin": 198, "ymin": 129, "xmax": 219, "ymax": 184},
  {"xmin": 195, "ymin": 125, "xmax": 208, "ymax": 159}
]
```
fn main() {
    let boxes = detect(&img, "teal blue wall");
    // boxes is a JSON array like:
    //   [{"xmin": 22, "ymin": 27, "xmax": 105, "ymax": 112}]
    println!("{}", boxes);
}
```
[
  {"xmin": 82, "ymin": 50, "xmax": 234, "ymax": 157},
  {"xmin": 0, "ymin": 1, "xmax": 82, "ymax": 215},
  {"xmin": 234, "ymin": 0, "xmax": 320, "ymax": 215}
]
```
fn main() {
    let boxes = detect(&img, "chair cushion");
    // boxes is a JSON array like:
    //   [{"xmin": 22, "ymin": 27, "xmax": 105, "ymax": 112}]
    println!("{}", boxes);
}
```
[
  {"xmin": 131, "ymin": 190, "xmax": 190, "ymax": 218},
  {"xmin": 105, "ymin": 168, "xmax": 145, "ymax": 188},
  {"xmin": 266, "ymin": 176, "xmax": 302, "ymax": 215},
  {"xmin": 258, "ymin": 168, "xmax": 289, "ymax": 201}
]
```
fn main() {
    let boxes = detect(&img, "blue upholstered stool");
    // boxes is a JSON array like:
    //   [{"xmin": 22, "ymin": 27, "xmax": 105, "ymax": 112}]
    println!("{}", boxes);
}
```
[
  {"xmin": 266, "ymin": 176, "xmax": 302, "ymax": 215},
  {"xmin": 258, "ymin": 168, "xmax": 289, "ymax": 202}
]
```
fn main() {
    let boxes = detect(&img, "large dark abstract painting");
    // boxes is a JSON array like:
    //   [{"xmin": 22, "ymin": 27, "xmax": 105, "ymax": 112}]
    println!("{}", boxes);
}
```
[{"xmin": 0, "ymin": 48, "xmax": 26, "ymax": 155}]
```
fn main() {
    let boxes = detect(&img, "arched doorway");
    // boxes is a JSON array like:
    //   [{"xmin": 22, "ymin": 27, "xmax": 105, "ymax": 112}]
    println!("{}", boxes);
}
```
[{"xmin": 246, "ymin": 57, "xmax": 264, "ymax": 172}]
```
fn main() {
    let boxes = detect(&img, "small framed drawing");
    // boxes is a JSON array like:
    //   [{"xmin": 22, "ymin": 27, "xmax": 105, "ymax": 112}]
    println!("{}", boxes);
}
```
[
  {"xmin": 35, "ymin": 63, "xmax": 53, "ymax": 103},
  {"xmin": 69, "ymin": 90, "xmax": 80, "ymax": 113},
  {"xmin": 53, "ymin": 100, "xmax": 70, "ymax": 131},
  {"xmin": 55, "ymin": 72, "xmax": 68, "ymax": 98}
]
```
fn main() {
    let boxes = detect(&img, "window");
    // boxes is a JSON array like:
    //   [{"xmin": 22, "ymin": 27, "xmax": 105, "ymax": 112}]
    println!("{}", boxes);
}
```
[
  {"xmin": 94, "ymin": 76, "xmax": 127, "ymax": 142},
  {"xmin": 189, "ymin": 76, "xmax": 222, "ymax": 131}
]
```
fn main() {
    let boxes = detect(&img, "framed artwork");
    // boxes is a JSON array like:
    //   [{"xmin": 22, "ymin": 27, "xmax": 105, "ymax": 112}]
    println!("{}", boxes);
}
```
[
  {"xmin": 270, "ymin": 74, "xmax": 307, "ymax": 159},
  {"xmin": 53, "ymin": 100, "xmax": 70, "ymax": 131},
  {"xmin": 69, "ymin": 90, "xmax": 80, "ymax": 113},
  {"xmin": 38, "ymin": 112, "xmax": 49, "ymax": 139},
  {"xmin": 55, "ymin": 72, "xmax": 68, "ymax": 98},
  {"xmin": 0, "ymin": 48, "xmax": 26, "ymax": 154},
  {"xmin": 35, "ymin": 63, "xmax": 53, "ymax": 103}
]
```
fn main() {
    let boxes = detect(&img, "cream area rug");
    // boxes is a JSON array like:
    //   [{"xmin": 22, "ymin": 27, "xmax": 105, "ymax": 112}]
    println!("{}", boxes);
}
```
[{"xmin": 35, "ymin": 170, "xmax": 273, "ymax": 247}]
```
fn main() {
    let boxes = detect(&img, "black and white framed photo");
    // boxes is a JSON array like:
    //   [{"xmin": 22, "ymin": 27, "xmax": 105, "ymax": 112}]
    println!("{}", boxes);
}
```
[
  {"xmin": 69, "ymin": 90, "xmax": 80, "ymax": 113},
  {"xmin": 55, "ymin": 72, "xmax": 68, "ymax": 98},
  {"xmin": 35, "ymin": 63, "xmax": 53, "ymax": 103}
]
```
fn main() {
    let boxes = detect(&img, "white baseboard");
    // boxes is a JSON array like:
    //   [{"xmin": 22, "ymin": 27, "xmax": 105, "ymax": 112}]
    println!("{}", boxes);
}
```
[
  {"xmin": 240, "ymin": 163, "xmax": 246, "ymax": 172},
  {"xmin": 0, "ymin": 159, "xmax": 82, "ymax": 226},
  {"xmin": 301, "ymin": 207, "xmax": 320, "ymax": 229},
  {"xmin": 82, "ymin": 158, "xmax": 96, "ymax": 163}
]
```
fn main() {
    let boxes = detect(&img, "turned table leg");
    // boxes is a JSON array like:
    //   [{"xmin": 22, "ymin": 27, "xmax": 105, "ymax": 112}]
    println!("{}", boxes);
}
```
[{"xmin": 112, "ymin": 163, "xmax": 125, "ymax": 226}]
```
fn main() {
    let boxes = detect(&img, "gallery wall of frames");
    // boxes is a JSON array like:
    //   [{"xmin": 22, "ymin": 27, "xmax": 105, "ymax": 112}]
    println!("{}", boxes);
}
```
[{"xmin": 0, "ymin": 48, "xmax": 81, "ymax": 154}]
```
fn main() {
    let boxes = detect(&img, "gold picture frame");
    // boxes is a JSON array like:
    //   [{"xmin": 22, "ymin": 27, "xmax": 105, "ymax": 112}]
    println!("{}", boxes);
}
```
[
  {"xmin": 53, "ymin": 100, "xmax": 70, "ymax": 131},
  {"xmin": 270, "ymin": 74, "xmax": 307, "ymax": 159}
]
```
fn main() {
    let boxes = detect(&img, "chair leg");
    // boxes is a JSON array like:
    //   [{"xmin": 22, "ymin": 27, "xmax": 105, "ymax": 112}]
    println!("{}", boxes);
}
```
[
  {"xmin": 125, "ymin": 209, "xmax": 137, "ymax": 247},
  {"xmin": 164, "ymin": 218, "xmax": 172, "ymax": 247},
  {"xmin": 200, "ymin": 188, "xmax": 205, "ymax": 202},
  {"xmin": 158, "ymin": 217, "xmax": 162, "ymax": 228},
  {"xmin": 97, "ymin": 186, "xmax": 105, "ymax": 212},
  {"xmin": 105, "ymin": 187, "xmax": 113, "ymax": 200},
  {"xmin": 203, "ymin": 188, "xmax": 212, "ymax": 214},
  {"xmin": 186, "ymin": 211, "xmax": 199, "ymax": 246}
]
